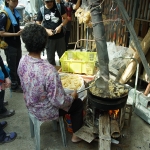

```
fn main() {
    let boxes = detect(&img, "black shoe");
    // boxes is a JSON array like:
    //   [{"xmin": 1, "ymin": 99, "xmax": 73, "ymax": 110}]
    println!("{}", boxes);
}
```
[{"xmin": 0, "ymin": 110, "xmax": 15, "ymax": 119}]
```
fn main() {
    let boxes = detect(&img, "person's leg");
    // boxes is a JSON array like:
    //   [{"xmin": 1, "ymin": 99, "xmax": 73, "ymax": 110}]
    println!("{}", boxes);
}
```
[
  {"xmin": 56, "ymin": 37, "xmax": 66, "ymax": 59},
  {"xmin": 0, "ymin": 90, "xmax": 7, "ymax": 114},
  {"xmin": 65, "ymin": 31, "xmax": 70, "ymax": 50},
  {"xmin": 59, "ymin": 98, "xmax": 83, "ymax": 142},
  {"xmin": 59, "ymin": 98, "xmax": 83, "ymax": 132},
  {"xmin": 0, "ymin": 90, "xmax": 15, "ymax": 118},
  {"xmin": 67, "ymin": 99, "xmax": 83, "ymax": 133},
  {"xmin": 0, "ymin": 123, "xmax": 6, "ymax": 142},
  {"xmin": 0, "ymin": 122, "xmax": 17, "ymax": 144},
  {"xmin": 4, "ymin": 46, "xmax": 18, "ymax": 90},
  {"xmin": 46, "ymin": 39, "xmax": 56, "ymax": 65},
  {"xmin": 16, "ymin": 46, "xmax": 22, "ymax": 86}
]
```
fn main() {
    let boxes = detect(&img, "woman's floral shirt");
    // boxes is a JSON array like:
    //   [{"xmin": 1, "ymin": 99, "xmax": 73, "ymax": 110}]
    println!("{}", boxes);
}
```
[{"xmin": 17, "ymin": 55, "xmax": 73, "ymax": 121}]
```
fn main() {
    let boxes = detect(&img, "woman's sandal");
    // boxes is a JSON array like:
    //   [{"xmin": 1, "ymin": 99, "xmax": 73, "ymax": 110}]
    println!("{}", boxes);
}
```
[
  {"xmin": 0, "ymin": 121, "xmax": 7, "ymax": 129},
  {"xmin": 0, "ymin": 132, "xmax": 17, "ymax": 144}
]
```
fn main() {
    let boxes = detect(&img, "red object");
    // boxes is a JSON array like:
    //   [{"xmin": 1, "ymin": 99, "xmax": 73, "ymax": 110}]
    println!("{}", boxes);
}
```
[
  {"xmin": 65, "ymin": 7, "xmax": 72, "ymax": 21},
  {"xmin": 65, "ymin": 111, "xmax": 85, "ymax": 133},
  {"xmin": 65, "ymin": 114, "xmax": 73, "ymax": 133}
]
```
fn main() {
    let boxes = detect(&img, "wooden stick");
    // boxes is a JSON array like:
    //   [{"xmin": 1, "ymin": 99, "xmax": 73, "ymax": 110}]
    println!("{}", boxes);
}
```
[
  {"xmin": 99, "ymin": 113, "xmax": 111, "ymax": 150},
  {"xmin": 144, "ymin": 83, "xmax": 150, "ymax": 96}
]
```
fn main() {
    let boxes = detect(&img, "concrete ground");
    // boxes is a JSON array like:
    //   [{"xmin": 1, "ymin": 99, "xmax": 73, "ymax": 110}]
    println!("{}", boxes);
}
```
[{"xmin": 0, "ymin": 44, "xmax": 150, "ymax": 150}]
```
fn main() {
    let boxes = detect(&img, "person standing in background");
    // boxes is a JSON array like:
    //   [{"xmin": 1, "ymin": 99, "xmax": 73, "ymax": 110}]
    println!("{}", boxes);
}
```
[
  {"xmin": 0, "ymin": 55, "xmax": 15, "ymax": 118},
  {"xmin": 0, "ymin": 0, "xmax": 23, "ymax": 92},
  {"xmin": 36, "ymin": 0, "xmax": 68, "ymax": 66},
  {"xmin": 0, "ymin": 58, "xmax": 17, "ymax": 143},
  {"xmin": 55, "ymin": 0, "xmax": 81, "ymax": 50},
  {"xmin": 0, "ymin": 32, "xmax": 17, "ymax": 142}
]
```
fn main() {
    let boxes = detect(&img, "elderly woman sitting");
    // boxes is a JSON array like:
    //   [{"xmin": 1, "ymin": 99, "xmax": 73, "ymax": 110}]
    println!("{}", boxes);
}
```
[{"xmin": 17, "ymin": 23, "xmax": 83, "ymax": 143}]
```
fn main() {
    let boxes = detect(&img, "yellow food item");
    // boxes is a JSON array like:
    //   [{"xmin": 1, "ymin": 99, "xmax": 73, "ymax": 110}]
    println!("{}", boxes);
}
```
[
  {"xmin": 89, "ymin": 79, "xmax": 128, "ymax": 98},
  {"xmin": 60, "ymin": 74, "xmax": 82, "ymax": 90}
]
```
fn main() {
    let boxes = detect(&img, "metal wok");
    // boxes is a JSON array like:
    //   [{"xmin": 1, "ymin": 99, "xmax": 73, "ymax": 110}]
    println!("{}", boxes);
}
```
[{"xmin": 87, "ymin": 81, "xmax": 129, "ymax": 110}]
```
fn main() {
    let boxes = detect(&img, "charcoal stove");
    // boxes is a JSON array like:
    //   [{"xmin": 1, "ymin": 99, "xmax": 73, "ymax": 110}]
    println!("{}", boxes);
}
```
[
  {"xmin": 75, "ymin": 81, "xmax": 132, "ymax": 149},
  {"xmin": 84, "ymin": 81, "xmax": 130, "ymax": 140}
]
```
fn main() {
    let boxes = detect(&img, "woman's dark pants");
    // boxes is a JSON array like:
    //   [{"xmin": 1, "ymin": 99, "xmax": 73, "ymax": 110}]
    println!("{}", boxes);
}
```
[{"xmin": 59, "ymin": 98, "xmax": 83, "ymax": 133}]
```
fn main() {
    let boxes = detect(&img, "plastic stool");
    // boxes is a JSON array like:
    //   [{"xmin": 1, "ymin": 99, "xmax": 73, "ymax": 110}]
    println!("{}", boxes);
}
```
[{"xmin": 28, "ymin": 112, "xmax": 67, "ymax": 150}]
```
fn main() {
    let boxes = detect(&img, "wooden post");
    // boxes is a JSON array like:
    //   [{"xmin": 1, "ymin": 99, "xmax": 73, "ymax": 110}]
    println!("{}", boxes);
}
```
[
  {"xmin": 137, "ymin": 0, "xmax": 142, "ymax": 18},
  {"xmin": 131, "ymin": 0, "xmax": 138, "ymax": 25},
  {"xmin": 115, "ymin": 0, "xmax": 150, "ymax": 81},
  {"xmin": 99, "ymin": 113, "xmax": 111, "ymax": 150},
  {"xmin": 134, "ymin": 19, "xmax": 140, "ymax": 36},
  {"xmin": 144, "ymin": 0, "xmax": 149, "ymax": 19}
]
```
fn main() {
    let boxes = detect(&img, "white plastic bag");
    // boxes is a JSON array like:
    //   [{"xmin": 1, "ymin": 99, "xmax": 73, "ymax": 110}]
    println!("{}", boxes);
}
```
[{"xmin": 107, "ymin": 42, "xmax": 133, "ymax": 70}]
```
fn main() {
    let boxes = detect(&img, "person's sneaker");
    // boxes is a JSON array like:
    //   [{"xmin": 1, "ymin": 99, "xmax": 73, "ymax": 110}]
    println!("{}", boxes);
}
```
[{"xmin": 0, "ymin": 132, "xmax": 17, "ymax": 144}]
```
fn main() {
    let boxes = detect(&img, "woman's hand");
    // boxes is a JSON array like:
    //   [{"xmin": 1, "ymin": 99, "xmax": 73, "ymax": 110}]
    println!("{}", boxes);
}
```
[
  {"xmin": 0, "ymin": 31, "xmax": 5, "ymax": 36},
  {"xmin": 46, "ymin": 29, "xmax": 54, "ymax": 36},
  {"xmin": 4, "ymin": 77, "xmax": 11, "ymax": 88},
  {"xmin": 55, "ymin": 25, "xmax": 62, "ymax": 34},
  {"xmin": 71, "ymin": 90, "xmax": 78, "ymax": 100},
  {"xmin": 16, "ymin": 30, "xmax": 23, "ymax": 36}
]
